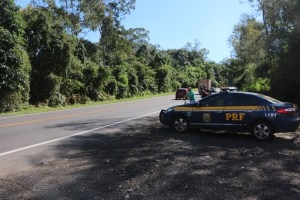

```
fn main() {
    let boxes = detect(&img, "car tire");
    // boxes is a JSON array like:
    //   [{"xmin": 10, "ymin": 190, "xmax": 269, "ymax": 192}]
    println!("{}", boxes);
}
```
[
  {"xmin": 172, "ymin": 115, "xmax": 189, "ymax": 132},
  {"xmin": 251, "ymin": 120, "xmax": 274, "ymax": 141},
  {"xmin": 159, "ymin": 109, "xmax": 165, "ymax": 124}
]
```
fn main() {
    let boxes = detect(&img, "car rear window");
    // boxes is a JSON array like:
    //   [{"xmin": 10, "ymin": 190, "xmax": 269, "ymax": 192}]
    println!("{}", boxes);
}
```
[{"xmin": 257, "ymin": 94, "xmax": 282, "ymax": 103}]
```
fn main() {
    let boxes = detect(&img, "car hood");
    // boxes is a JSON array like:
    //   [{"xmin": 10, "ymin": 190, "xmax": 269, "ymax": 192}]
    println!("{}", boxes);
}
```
[{"xmin": 167, "ymin": 103, "xmax": 197, "ymax": 109}]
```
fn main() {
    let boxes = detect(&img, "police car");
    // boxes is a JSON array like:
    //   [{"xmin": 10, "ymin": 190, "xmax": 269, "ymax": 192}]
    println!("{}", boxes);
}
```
[{"xmin": 159, "ymin": 89, "xmax": 300, "ymax": 141}]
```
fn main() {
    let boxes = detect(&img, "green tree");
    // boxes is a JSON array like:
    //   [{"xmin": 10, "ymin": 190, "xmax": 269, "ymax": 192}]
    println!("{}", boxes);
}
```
[
  {"xmin": 248, "ymin": 0, "xmax": 300, "ymax": 103},
  {"xmin": 170, "ymin": 49, "xmax": 190, "ymax": 67},
  {"xmin": 221, "ymin": 58, "xmax": 244, "ymax": 88},
  {"xmin": 23, "ymin": 7, "xmax": 71, "ymax": 105},
  {"xmin": 34, "ymin": 0, "xmax": 136, "ymax": 66},
  {"xmin": 83, "ymin": 61, "xmax": 103, "ymax": 101},
  {"xmin": 0, "ymin": 0, "xmax": 31, "ymax": 112},
  {"xmin": 133, "ymin": 61, "xmax": 156, "ymax": 93},
  {"xmin": 100, "ymin": 14, "xmax": 136, "ymax": 66},
  {"xmin": 184, "ymin": 40, "xmax": 208, "ymax": 66},
  {"xmin": 136, "ymin": 44, "xmax": 163, "ymax": 67},
  {"xmin": 125, "ymin": 27, "xmax": 150, "ymax": 51},
  {"xmin": 155, "ymin": 65, "xmax": 175, "ymax": 93},
  {"xmin": 228, "ymin": 14, "xmax": 270, "ymax": 92},
  {"xmin": 79, "ymin": 0, "xmax": 136, "ymax": 32},
  {"xmin": 230, "ymin": 16, "xmax": 266, "ymax": 64}
]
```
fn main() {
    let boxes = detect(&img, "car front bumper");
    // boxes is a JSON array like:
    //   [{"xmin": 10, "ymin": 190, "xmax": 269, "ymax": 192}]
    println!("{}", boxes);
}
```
[
  {"xmin": 159, "ymin": 109, "xmax": 174, "ymax": 127},
  {"xmin": 159, "ymin": 109, "xmax": 166, "ymax": 124}
]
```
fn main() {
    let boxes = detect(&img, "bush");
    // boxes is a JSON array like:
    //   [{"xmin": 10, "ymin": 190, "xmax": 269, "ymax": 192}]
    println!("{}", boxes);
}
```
[
  {"xmin": 97, "ymin": 91, "xmax": 114, "ymax": 101},
  {"xmin": 67, "ymin": 94, "xmax": 90, "ymax": 105},
  {"xmin": 48, "ymin": 92, "xmax": 66, "ymax": 107},
  {"xmin": 0, "ymin": 92, "xmax": 21, "ymax": 112}
]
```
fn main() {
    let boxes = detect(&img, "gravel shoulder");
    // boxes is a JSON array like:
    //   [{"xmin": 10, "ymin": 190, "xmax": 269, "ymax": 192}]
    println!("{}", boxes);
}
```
[{"xmin": 1, "ymin": 116, "xmax": 300, "ymax": 200}]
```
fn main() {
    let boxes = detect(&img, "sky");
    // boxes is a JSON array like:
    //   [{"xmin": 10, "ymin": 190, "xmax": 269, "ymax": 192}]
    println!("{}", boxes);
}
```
[{"xmin": 15, "ymin": 0, "xmax": 256, "ymax": 63}]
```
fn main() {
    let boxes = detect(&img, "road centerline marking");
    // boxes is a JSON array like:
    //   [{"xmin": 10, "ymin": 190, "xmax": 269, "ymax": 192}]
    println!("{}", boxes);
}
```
[
  {"xmin": 0, "ymin": 100, "xmax": 155, "ymax": 128},
  {"xmin": 0, "ymin": 108, "xmax": 114, "ymax": 128}
]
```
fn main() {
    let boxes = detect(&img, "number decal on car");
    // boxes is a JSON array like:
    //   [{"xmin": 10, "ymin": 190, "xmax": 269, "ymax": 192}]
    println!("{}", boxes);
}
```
[{"xmin": 265, "ymin": 113, "xmax": 277, "ymax": 118}]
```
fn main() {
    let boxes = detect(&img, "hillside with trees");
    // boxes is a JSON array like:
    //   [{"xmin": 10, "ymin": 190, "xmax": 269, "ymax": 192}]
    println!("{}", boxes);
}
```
[{"xmin": 1, "ymin": 0, "xmax": 299, "ymax": 112}]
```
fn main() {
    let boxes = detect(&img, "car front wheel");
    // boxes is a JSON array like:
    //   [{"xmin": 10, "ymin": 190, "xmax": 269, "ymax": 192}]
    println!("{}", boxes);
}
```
[
  {"xmin": 173, "ymin": 116, "xmax": 189, "ymax": 132},
  {"xmin": 251, "ymin": 120, "xmax": 274, "ymax": 141}
]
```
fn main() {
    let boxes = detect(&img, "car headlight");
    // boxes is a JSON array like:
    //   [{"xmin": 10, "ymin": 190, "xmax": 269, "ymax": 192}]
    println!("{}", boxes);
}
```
[{"xmin": 165, "ymin": 107, "xmax": 174, "ymax": 113}]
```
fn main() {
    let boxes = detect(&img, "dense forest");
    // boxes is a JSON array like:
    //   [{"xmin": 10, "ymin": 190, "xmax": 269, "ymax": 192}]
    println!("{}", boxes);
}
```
[{"xmin": 0, "ymin": 0, "xmax": 299, "ymax": 112}]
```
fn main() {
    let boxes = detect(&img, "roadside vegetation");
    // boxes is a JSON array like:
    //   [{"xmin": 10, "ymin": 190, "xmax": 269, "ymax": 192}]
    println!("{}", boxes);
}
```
[
  {"xmin": 1, "ymin": 92, "xmax": 174, "ymax": 116},
  {"xmin": 1, "ymin": 0, "xmax": 300, "ymax": 114}
]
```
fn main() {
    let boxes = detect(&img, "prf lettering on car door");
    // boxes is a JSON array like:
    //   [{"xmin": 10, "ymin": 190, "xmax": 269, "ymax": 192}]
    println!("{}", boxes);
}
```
[{"xmin": 225, "ymin": 113, "xmax": 245, "ymax": 121}]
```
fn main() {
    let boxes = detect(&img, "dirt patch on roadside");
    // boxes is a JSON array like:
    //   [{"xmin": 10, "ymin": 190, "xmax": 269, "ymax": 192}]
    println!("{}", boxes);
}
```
[{"xmin": 1, "ymin": 117, "xmax": 300, "ymax": 199}]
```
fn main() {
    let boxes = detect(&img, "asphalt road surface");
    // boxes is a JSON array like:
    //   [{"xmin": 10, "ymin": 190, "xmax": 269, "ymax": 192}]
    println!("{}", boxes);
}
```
[{"xmin": 0, "ymin": 95, "xmax": 180, "ymax": 177}]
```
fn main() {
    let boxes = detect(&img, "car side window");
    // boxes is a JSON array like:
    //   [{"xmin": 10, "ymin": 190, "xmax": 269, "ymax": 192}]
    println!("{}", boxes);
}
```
[
  {"xmin": 228, "ymin": 94, "xmax": 259, "ymax": 106},
  {"xmin": 200, "ymin": 95, "xmax": 227, "ymax": 106}
]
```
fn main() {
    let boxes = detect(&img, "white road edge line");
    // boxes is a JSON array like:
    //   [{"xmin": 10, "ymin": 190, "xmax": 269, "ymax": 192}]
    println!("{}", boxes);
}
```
[{"xmin": 0, "ymin": 111, "xmax": 159, "ymax": 157}]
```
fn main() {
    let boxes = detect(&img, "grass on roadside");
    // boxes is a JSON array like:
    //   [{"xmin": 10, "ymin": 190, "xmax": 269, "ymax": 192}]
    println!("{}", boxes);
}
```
[{"xmin": 1, "ymin": 92, "xmax": 174, "ymax": 117}]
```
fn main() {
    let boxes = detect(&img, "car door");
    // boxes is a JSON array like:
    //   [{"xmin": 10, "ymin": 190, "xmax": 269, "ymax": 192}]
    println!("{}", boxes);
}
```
[
  {"xmin": 223, "ymin": 93, "xmax": 260, "ymax": 131},
  {"xmin": 189, "ymin": 94, "xmax": 227, "ymax": 129}
]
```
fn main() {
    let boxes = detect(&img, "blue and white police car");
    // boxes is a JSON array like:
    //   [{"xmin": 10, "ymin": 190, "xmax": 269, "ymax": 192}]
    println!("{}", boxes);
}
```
[{"xmin": 159, "ymin": 89, "xmax": 300, "ymax": 141}]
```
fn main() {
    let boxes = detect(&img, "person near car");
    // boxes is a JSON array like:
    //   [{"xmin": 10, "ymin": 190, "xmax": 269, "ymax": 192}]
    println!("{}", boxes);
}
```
[
  {"xmin": 201, "ymin": 84, "xmax": 211, "ymax": 98},
  {"xmin": 185, "ymin": 87, "xmax": 195, "ymax": 104}
]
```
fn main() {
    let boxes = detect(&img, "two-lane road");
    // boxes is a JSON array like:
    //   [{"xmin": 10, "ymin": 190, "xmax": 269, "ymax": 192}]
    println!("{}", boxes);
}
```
[{"xmin": 0, "ymin": 95, "xmax": 182, "ymax": 176}]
